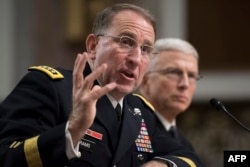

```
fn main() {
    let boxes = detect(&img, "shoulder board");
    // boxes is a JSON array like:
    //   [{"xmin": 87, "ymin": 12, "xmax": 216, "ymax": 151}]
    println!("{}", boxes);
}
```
[
  {"xmin": 133, "ymin": 93, "xmax": 155, "ymax": 111},
  {"xmin": 28, "ymin": 65, "xmax": 64, "ymax": 80}
]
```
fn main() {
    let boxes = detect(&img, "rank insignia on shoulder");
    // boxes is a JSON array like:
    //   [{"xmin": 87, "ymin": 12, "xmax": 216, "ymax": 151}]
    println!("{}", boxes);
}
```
[
  {"xmin": 28, "ymin": 65, "xmax": 64, "ymax": 80},
  {"xmin": 133, "ymin": 94, "xmax": 155, "ymax": 111}
]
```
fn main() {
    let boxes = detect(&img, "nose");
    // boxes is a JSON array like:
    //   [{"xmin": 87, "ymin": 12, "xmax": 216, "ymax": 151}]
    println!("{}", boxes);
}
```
[
  {"xmin": 178, "ymin": 73, "xmax": 190, "ymax": 88},
  {"xmin": 127, "ymin": 46, "xmax": 142, "ymax": 64}
]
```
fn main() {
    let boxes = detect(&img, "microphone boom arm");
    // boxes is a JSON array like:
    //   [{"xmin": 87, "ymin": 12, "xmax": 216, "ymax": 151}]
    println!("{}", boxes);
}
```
[{"xmin": 210, "ymin": 98, "xmax": 250, "ymax": 133}]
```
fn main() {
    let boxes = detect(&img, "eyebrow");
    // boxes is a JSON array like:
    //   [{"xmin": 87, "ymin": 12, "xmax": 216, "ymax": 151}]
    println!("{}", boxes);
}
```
[
  {"xmin": 160, "ymin": 67, "xmax": 198, "ymax": 73},
  {"xmin": 119, "ymin": 32, "xmax": 154, "ymax": 46}
]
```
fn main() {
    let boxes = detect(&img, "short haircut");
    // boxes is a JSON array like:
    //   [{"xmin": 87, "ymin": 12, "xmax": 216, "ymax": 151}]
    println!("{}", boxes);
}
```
[
  {"xmin": 147, "ymin": 38, "xmax": 199, "ymax": 72},
  {"xmin": 92, "ymin": 3, "xmax": 156, "ymax": 35},
  {"xmin": 154, "ymin": 38, "xmax": 199, "ymax": 59}
]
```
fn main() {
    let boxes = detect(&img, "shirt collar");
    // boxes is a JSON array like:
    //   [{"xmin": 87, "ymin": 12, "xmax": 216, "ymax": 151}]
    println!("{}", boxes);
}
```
[
  {"xmin": 106, "ymin": 94, "xmax": 124, "ymax": 110},
  {"xmin": 155, "ymin": 112, "xmax": 176, "ymax": 131}
]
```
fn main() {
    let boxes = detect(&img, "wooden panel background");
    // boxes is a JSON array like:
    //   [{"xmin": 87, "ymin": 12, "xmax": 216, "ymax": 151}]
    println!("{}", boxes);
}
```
[{"xmin": 188, "ymin": 1, "xmax": 250, "ymax": 71}]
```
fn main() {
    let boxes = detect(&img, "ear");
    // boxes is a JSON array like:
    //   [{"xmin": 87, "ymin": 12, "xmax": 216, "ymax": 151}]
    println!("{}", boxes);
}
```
[{"xmin": 86, "ymin": 34, "xmax": 98, "ymax": 59}]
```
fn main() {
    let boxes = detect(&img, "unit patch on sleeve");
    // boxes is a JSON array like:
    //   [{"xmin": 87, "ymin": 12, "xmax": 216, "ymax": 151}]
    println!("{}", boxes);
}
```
[{"xmin": 28, "ymin": 65, "xmax": 64, "ymax": 79}]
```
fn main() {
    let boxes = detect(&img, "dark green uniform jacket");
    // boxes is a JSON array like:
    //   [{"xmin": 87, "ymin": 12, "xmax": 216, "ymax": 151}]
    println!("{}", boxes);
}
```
[{"xmin": 0, "ymin": 64, "xmax": 203, "ymax": 167}]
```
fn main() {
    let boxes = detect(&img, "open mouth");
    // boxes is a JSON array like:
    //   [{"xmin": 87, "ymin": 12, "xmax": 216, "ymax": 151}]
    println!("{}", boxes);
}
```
[{"xmin": 121, "ymin": 70, "xmax": 135, "ymax": 79}]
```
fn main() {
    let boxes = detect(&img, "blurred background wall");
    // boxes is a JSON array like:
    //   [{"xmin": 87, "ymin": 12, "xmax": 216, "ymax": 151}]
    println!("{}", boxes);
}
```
[{"xmin": 1, "ymin": 0, "xmax": 250, "ymax": 166}]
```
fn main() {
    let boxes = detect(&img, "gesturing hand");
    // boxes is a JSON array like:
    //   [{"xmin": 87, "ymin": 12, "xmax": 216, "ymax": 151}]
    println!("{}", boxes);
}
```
[{"xmin": 68, "ymin": 52, "xmax": 117, "ymax": 146}]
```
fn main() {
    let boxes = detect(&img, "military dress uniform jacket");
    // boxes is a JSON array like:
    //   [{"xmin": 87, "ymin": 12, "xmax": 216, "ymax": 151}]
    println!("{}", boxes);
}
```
[
  {"xmin": 0, "ymin": 64, "xmax": 203, "ymax": 167},
  {"xmin": 173, "ymin": 128, "xmax": 195, "ymax": 151},
  {"xmin": 166, "ymin": 126, "xmax": 196, "ymax": 155}
]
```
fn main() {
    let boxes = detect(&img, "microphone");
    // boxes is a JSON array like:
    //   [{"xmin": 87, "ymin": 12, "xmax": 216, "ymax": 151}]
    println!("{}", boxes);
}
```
[{"xmin": 210, "ymin": 98, "xmax": 250, "ymax": 133}]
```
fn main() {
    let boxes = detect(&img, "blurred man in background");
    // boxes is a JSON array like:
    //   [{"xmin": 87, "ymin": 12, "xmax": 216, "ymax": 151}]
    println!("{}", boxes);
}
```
[{"xmin": 139, "ymin": 38, "xmax": 202, "ymax": 150}]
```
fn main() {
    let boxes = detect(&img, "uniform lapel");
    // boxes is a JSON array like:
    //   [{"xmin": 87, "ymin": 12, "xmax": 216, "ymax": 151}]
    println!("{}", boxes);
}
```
[
  {"xmin": 95, "ymin": 95, "xmax": 119, "ymax": 150},
  {"xmin": 112, "ymin": 99, "xmax": 142, "ymax": 163}
]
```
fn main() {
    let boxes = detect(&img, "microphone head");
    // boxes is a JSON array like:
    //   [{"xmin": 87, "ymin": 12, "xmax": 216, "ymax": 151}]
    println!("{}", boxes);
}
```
[{"xmin": 210, "ymin": 98, "xmax": 225, "ymax": 111}]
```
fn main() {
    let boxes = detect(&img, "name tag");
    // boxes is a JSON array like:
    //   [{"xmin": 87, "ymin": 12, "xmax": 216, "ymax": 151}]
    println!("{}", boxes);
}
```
[{"xmin": 80, "ymin": 138, "xmax": 96, "ymax": 152}]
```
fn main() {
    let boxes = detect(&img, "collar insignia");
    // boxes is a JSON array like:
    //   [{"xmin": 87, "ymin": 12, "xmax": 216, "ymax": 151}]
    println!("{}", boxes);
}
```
[{"xmin": 133, "ymin": 108, "xmax": 141, "ymax": 116}]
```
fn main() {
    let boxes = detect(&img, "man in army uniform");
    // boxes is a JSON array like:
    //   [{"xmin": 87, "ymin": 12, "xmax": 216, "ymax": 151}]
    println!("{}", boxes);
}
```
[
  {"xmin": 138, "ymin": 38, "xmax": 201, "ymax": 151},
  {"xmin": 0, "ymin": 3, "xmax": 203, "ymax": 167}
]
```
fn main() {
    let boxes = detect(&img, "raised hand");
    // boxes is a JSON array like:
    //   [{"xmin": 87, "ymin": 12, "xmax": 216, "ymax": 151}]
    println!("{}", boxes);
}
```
[{"xmin": 68, "ymin": 52, "xmax": 117, "ymax": 146}]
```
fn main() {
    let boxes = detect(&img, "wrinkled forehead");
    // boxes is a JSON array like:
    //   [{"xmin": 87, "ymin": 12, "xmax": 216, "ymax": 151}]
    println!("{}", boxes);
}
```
[
  {"xmin": 154, "ymin": 50, "xmax": 197, "ymax": 62},
  {"xmin": 108, "ymin": 9, "xmax": 156, "ymax": 31},
  {"xmin": 149, "ymin": 50, "xmax": 198, "ymax": 69},
  {"xmin": 111, "ymin": 11, "xmax": 155, "ymax": 41}
]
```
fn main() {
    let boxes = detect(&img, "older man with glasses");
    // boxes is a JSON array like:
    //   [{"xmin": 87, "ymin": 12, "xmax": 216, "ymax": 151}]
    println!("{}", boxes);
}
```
[{"xmin": 138, "ymin": 38, "xmax": 202, "ymax": 152}]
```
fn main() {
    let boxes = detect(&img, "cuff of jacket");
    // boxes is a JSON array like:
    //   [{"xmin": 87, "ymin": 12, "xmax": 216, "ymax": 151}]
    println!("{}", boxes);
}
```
[{"xmin": 153, "ymin": 157, "xmax": 177, "ymax": 167}]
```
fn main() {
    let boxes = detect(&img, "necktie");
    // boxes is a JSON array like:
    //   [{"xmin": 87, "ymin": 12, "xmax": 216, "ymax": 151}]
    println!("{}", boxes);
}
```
[
  {"xmin": 115, "ymin": 103, "xmax": 122, "ymax": 121},
  {"xmin": 169, "ymin": 126, "xmax": 177, "ymax": 139},
  {"xmin": 114, "ymin": 103, "xmax": 122, "ymax": 149}
]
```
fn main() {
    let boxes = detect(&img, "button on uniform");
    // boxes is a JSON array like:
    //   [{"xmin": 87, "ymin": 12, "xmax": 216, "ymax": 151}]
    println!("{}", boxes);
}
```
[{"xmin": 137, "ymin": 154, "xmax": 145, "ymax": 161}]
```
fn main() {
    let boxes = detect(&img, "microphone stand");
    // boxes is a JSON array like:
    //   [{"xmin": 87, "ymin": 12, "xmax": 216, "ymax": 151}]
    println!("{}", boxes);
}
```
[{"xmin": 210, "ymin": 98, "xmax": 250, "ymax": 133}]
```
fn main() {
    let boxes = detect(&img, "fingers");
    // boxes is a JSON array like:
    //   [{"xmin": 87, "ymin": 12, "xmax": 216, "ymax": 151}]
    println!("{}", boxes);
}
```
[
  {"xmin": 69, "ymin": 53, "xmax": 117, "ymax": 145},
  {"xmin": 82, "ymin": 63, "xmax": 107, "ymax": 90},
  {"xmin": 73, "ymin": 53, "xmax": 87, "ymax": 89},
  {"xmin": 91, "ymin": 82, "xmax": 117, "ymax": 100},
  {"xmin": 72, "ymin": 52, "xmax": 117, "ymax": 99}
]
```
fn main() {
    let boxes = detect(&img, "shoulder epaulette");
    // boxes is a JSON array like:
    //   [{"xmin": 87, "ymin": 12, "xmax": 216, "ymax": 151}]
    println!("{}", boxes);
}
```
[
  {"xmin": 133, "ymin": 93, "xmax": 155, "ymax": 111},
  {"xmin": 28, "ymin": 65, "xmax": 64, "ymax": 80}
]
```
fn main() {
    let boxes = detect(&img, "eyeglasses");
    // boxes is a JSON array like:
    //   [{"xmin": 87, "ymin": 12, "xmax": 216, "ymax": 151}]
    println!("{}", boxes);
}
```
[
  {"xmin": 97, "ymin": 34, "xmax": 154, "ymax": 59},
  {"xmin": 148, "ymin": 67, "xmax": 202, "ymax": 84}
]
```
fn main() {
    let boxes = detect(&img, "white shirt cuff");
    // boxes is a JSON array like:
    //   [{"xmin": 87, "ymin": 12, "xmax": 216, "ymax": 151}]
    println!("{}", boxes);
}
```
[{"xmin": 65, "ymin": 121, "xmax": 81, "ymax": 159}]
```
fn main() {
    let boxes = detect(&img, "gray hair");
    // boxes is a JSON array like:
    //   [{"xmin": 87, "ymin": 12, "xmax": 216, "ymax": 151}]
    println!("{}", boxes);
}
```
[{"xmin": 153, "ymin": 38, "xmax": 199, "ymax": 59}]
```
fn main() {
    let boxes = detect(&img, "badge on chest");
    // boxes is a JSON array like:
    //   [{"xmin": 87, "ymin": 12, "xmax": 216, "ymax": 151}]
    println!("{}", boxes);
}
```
[
  {"xmin": 135, "ymin": 119, "xmax": 154, "ymax": 153},
  {"xmin": 80, "ymin": 138, "xmax": 96, "ymax": 152}
]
